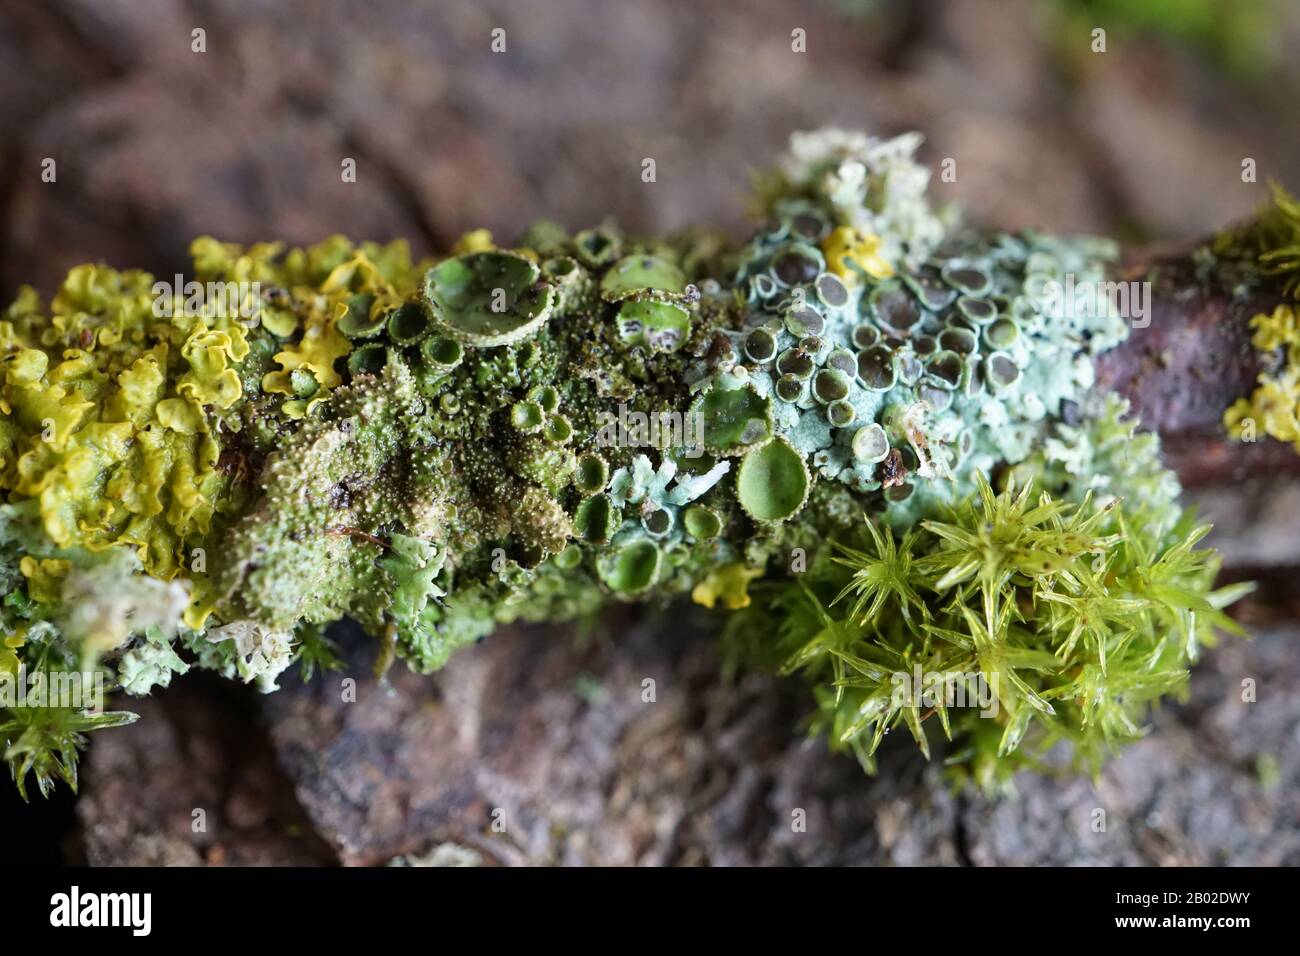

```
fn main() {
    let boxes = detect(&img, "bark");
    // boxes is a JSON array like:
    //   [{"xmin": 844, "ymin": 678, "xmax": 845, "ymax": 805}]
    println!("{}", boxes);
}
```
[
  {"xmin": 76, "ymin": 611, "xmax": 1300, "ymax": 866},
  {"xmin": 1096, "ymin": 249, "xmax": 1299, "ymax": 488}
]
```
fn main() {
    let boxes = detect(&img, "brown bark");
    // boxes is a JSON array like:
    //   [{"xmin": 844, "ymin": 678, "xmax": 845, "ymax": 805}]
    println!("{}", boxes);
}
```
[
  {"xmin": 74, "ymin": 611, "xmax": 1300, "ymax": 866},
  {"xmin": 1097, "ymin": 249, "xmax": 1297, "ymax": 488}
]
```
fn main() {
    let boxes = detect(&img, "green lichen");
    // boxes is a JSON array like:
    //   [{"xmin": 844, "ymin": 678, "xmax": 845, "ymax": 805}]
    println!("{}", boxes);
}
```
[
  {"xmin": 736, "ymin": 439, "xmax": 810, "ymax": 523},
  {"xmin": 0, "ymin": 128, "xmax": 1246, "ymax": 799},
  {"xmin": 425, "ymin": 251, "xmax": 555, "ymax": 347}
]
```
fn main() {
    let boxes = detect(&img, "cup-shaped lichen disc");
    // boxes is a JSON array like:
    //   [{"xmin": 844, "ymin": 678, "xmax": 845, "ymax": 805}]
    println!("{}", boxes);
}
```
[
  {"xmin": 983, "ymin": 317, "xmax": 1020, "ymax": 351},
  {"xmin": 941, "ymin": 262, "xmax": 993, "ymax": 297},
  {"xmin": 692, "ymin": 383, "xmax": 774, "ymax": 455},
  {"xmin": 615, "ymin": 297, "xmax": 691, "ymax": 353},
  {"xmin": 825, "ymin": 348, "xmax": 857, "ymax": 376},
  {"xmin": 421, "ymin": 335, "xmax": 464, "ymax": 371},
  {"xmin": 871, "ymin": 282, "xmax": 923, "ymax": 334},
  {"xmin": 347, "ymin": 342, "xmax": 388, "ymax": 377},
  {"xmin": 642, "ymin": 508, "xmax": 673, "ymax": 537},
  {"xmin": 744, "ymin": 327, "xmax": 778, "ymax": 364},
  {"xmin": 424, "ymin": 251, "xmax": 555, "ymax": 347},
  {"xmin": 856, "ymin": 344, "xmax": 897, "ymax": 391},
  {"xmin": 956, "ymin": 295, "xmax": 998, "ymax": 326},
  {"xmin": 985, "ymin": 350, "xmax": 1022, "ymax": 392},
  {"xmin": 599, "ymin": 254, "xmax": 686, "ymax": 302},
  {"xmin": 574, "ymin": 454, "xmax": 610, "ymax": 495},
  {"xmin": 851, "ymin": 421, "xmax": 890, "ymax": 464},
  {"xmin": 387, "ymin": 301, "xmax": 433, "ymax": 345},
  {"xmin": 597, "ymin": 538, "xmax": 662, "ymax": 594},
  {"xmin": 338, "ymin": 293, "xmax": 387, "ymax": 339},
  {"xmin": 575, "ymin": 493, "xmax": 621, "ymax": 543},
  {"xmin": 683, "ymin": 504, "xmax": 722, "ymax": 539},
  {"xmin": 736, "ymin": 438, "xmax": 810, "ymax": 523},
  {"xmin": 826, "ymin": 398, "xmax": 856, "ymax": 428}
]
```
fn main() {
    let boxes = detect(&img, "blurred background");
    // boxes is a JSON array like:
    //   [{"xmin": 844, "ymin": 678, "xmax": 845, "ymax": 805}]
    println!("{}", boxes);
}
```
[
  {"xmin": 4, "ymin": 0, "xmax": 1300, "ymax": 303},
  {"xmin": 3, "ymin": 0, "xmax": 1300, "ymax": 865}
]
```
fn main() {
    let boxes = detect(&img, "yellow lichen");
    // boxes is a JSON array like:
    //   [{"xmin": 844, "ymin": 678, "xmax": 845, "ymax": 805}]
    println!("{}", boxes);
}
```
[
  {"xmin": 1224, "ymin": 304, "xmax": 1300, "ymax": 450},
  {"xmin": 19, "ymin": 556, "xmax": 70, "ymax": 604},
  {"xmin": 451, "ymin": 228, "xmax": 496, "ymax": 255},
  {"xmin": 177, "ymin": 325, "xmax": 250, "ymax": 408},
  {"xmin": 0, "ymin": 263, "xmax": 238, "ymax": 582},
  {"xmin": 261, "ymin": 310, "xmax": 352, "ymax": 419},
  {"xmin": 1248, "ymin": 302, "xmax": 1300, "ymax": 352},
  {"xmin": 184, "ymin": 575, "xmax": 221, "ymax": 631},
  {"xmin": 691, "ymin": 562, "xmax": 765, "ymax": 610},
  {"xmin": 0, "ymin": 631, "xmax": 22, "ymax": 676},
  {"xmin": 257, "ymin": 241, "xmax": 429, "ymax": 418},
  {"xmin": 822, "ymin": 226, "xmax": 895, "ymax": 284}
]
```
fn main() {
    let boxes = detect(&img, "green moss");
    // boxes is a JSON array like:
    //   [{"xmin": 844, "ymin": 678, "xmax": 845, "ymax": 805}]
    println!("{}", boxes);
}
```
[
  {"xmin": 1214, "ymin": 183, "xmax": 1300, "ymax": 298},
  {"xmin": 725, "ymin": 471, "xmax": 1249, "ymax": 792}
]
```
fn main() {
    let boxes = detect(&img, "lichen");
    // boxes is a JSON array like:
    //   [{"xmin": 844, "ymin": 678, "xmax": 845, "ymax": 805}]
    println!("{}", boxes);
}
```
[
  {"xmin": 1224, "ymin": 303, "xmax": 1300, "ymax": 448},
  {"xmin": 0, "ymin": 128, "xmax": 1244, "ymax": 799},
  {"xmin": 0, "ymin": 269, "xmax": 244, "ymax": 582}
]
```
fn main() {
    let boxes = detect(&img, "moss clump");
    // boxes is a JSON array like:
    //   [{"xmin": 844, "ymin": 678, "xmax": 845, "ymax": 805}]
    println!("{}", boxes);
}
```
[
  {"xmin": 726, "ymin": 468, "xmax": 1249, "ymax": 793},
  {"xmin": 1213, "ymin": 183, "xmax": 1300, "ymax": 298}
]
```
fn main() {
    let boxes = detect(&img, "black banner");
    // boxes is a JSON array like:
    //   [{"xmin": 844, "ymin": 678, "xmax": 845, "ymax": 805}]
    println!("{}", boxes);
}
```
[{"xmin": 1, "ymin": 865, "xmax": 1276, "ymax": 942}]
